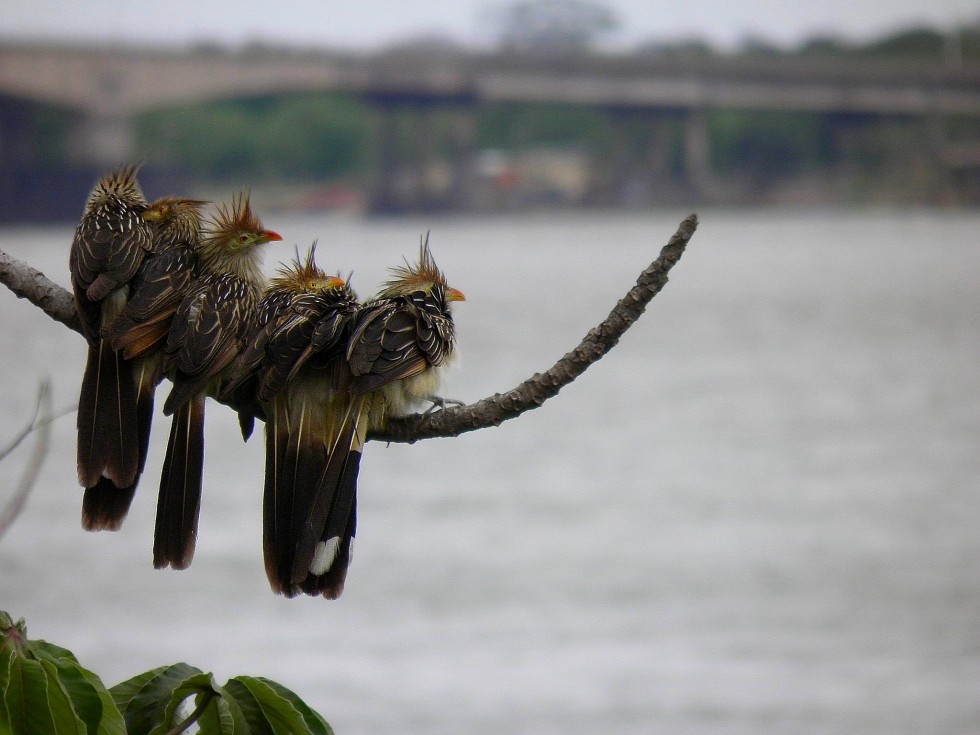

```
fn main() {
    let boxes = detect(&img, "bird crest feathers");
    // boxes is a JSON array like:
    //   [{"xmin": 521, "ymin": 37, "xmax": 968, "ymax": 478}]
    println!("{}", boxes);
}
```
[
  {"xmin": 380, "ymin": 233, "xmax": 448, "ymax": 296},
  {"xmin": 86, "ymin": 163, "xmax": 146, "ymax": 211},
  {"xmin": 204, "ymin": 191, "xmax": 263, "ymax": 246},
  {"xmin": 271, "ymin": 243, "xmax": 345, "ymax": 293}
]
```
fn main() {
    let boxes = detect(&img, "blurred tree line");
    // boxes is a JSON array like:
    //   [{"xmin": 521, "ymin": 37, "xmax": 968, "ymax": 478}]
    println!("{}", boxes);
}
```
[
  {"xmin": 119, "ymin": 21, "xmax": 979, "ymax": 194},
  {"xmin": 136, "ymin": 94, "xmax": 369, "ymax": 183}
]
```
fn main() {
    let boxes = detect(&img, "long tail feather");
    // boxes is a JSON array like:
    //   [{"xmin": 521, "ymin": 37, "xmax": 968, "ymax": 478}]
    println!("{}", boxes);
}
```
[
  {"xmin": 154, "ymin": 395, "xmax": 205, "ymax": 569},
  {"xmin": 268, "ymin": 394, "xmax": 334, "ymax": 596},
  {"xmin": 80, "ymin": 354, "xmax": 160, "ymax": 531},
  {"xmin": 263, "ymin": 397, "xmax": 294, "ymax": 594},
  {"xmin": 301, "ymin": 450, "xmax": 360, "ymax": 599},
  {"xmin": 76, "ymin": 340, "xmax": 139, "ymax": 489},
  {"xmin": 292, "ymin": 396, "xmax": 366, "ymax": 598},
  {"xmin": 263, "ymin": 393, "xmax": 365, "ymax": 598},
  {"xmin": 81, "ymin": 478, "xmax": 137, "ymax": 532},
  {"xmin": 132, "ymin": 357, "xmax": 159, "ymax": 477}
]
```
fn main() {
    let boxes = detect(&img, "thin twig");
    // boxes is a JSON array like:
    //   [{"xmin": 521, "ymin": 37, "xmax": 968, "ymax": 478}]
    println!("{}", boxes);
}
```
[
  {"xmin": 0, "ymin": 380, "xmax": 53, "ymax": 539},
  {"xmin": 0, "ymin": 403, "xmax": 77, "ymax": 463}
]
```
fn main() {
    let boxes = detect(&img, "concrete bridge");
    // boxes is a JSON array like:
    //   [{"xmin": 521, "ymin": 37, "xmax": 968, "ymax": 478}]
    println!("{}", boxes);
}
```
[{"xmin": 2, "ymin": 41, "xmax": 979, "ymax": 213}]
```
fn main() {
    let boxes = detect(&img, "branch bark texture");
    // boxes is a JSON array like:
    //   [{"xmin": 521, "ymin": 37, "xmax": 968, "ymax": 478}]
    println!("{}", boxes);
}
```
[
  {"xmin": 0, "ymin": 214, "xmax": 697, "ymax": 444},
  {"xmin": 375, "ymin": 213, "xmax": 698, "ymax": 442},
  {"xmin": 0, "ymin": 250, "xmax": 81, "ymax": 334}
]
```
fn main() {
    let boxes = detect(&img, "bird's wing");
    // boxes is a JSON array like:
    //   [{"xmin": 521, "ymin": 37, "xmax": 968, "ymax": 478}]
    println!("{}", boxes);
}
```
[
  {"xmin": 104, "ymin": 248, "xmax": 196, "ymax": 359},
  {"xmin": 256, "ymin": 294, "xmax": 326, "ymax": 400},
  {"xmin": 71, "ymin": 204, "xmax": 152, "ymax": 303},
  {"xmin": 163, "ymin": 275, "xmax": 252, "ymax": 412},
  {"xmin": 222, "ymin": 291, "xmax": 291, "ymax": 398},
  {"xmin": 347, "ymin": 301, "xmax": 430, "ymax": 393}
]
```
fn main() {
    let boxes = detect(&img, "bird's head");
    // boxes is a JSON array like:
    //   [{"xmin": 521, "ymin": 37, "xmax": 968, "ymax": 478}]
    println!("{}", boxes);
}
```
[
  {"xmin": 203, "ymin": 192, "xmax": 282, "ymax": 251},
  {"xmin": 273, "ymin": 243, "xmax": 347, "ymax": 295},
  {"xmin": 142, "ymin": 196, "xmax": 209, "ymax": 223},
  {"xmin": 86, "ymin": 163, "xmax": 146, "ymax": 211},
  {"xmin": 142, "ymin": 197, "xmax": 209, "ymax": 242},
  {"xmin": 379, "ymin": 234, "xmax": 465, "ymax": 303},
  {"xmin": 199, "ymin": 192, "xmax": 282, "ymax": 278}
]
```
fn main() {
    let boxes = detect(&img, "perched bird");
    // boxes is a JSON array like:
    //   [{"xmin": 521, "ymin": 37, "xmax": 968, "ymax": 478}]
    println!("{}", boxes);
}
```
[
  {"xmin": 154, "ymin": 193, "xmax": 282, "ymax": 570},
  {"xmin": 224, "ymin": 245, "xmax": 359, "ymax": 598},
  {"xmin": 69, "ymin": 165, "xmax": 152, "ymax": 504},
  {"xmin": 277, "ymin": 237, "xmax": 465, "ymax": 598},
  {"xmin": 84, "ymin": 197, "xmax": 207, "ymax": 530},
  {"xmin": 347, "ymin": 236, "xmax": 465, "ymax": 424}
]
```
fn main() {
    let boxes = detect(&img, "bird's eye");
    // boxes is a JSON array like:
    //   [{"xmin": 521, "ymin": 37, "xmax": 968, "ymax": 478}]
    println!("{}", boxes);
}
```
[{"xmin": 239, "ymin": 234, "xmax": 249, "ymax": 243}]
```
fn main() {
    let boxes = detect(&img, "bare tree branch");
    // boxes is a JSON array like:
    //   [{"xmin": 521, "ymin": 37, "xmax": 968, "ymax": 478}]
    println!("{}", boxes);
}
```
[
  {"xmin": 374, "ymin": 213, "xmax": 698, "ymax": 443},
  {"xmin": 0, "ymin": 380, "xmax": 53, "ymax": 539},
  {"xmin": 0, "ymin": 215, "xmax": 697, "ymax": 444},
  {"xmin": 0, "ymin": 249, "xmax": 82, "ymax": 334},
  {"xmin": 0, "ymin": 400, "xmax": 75, "ymax": 464}
]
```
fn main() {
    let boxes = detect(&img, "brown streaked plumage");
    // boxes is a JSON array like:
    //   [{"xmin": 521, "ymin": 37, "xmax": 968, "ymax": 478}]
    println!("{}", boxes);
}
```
[
  {"xmin": 347, "ymin": 235, "xmax": 465, "ymax": 422},
  {"xmin": 82, "ymin": 197, "xmax": 207, "ymax": 531},
  {"xmin": 153, "ymin": 193, "xmax": 282, "ymax": 570},
  {"xmin": 281, "ymin": 236, "xmax": 464, "ymax": 598},
  {"xmin": 69, "ymin": 165, "xmax": 152, "ymax": 500},
  {"xmin": 225, "ymin": 245, "xmax": 360, "ymax": 598}
]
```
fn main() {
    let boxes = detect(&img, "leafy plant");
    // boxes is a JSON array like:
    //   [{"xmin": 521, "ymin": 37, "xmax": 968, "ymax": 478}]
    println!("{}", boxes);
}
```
[{"xmin": 0, "ymin": 612, "xmax": 332, "ymax": 735}]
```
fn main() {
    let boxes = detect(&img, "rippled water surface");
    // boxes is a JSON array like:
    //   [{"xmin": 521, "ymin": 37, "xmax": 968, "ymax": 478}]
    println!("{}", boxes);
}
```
[{"xmin": 2, "ymin": 208, "xmax": 979, "ymax": 734}]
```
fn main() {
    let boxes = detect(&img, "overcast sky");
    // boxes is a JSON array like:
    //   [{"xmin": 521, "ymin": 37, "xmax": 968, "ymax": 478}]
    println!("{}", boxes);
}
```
[{"xmin": 2, "ymin": 0, "xmax": 978, "ymax": 51}]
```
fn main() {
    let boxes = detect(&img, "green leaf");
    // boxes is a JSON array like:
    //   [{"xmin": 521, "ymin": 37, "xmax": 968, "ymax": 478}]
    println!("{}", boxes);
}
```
[
  {"xmin": 194, "ymin": 681, "xmax": 249, "ymax": 735},
  {"xmin": 225, "ymin": 676, "xmax": 318, "ymax": 735},
  {"xmin": 0, "ymin": 614, "xmax": 30, "ymax": 661},
  {"xmin": 110, "ymin": 663, "xmax": 202, "ymax": 735},
  {"xmin": 31, "ymin": 639, "xmax": 81, "ymax": 666},
  {"xmin": 37, "ymin": 659, "xmax": 87, "ymax": 735},
  {"xmin": 147, "ymin": 671, "xmax": 231, "ymax": 735},
  {"xmin": 108, "ymin": 668, "xmax": 164, "ymax": 713},
  {"xmin": 46, "ymin": 656, "xmax": 126, "ymax": 735},
  {"xmin": 222, "ymin": 678, "xmax": 272, "ymax": 735},
  {"xmin": 252, "ymin": 678, "xmax": 333, "ymax": 735},
  {"xmin": 2, "ymin": 654, "xmax": 88, "ymax": 735},
  {"xmin": 0, "ymin": 613, "xmax": 124, "ymax": 735},
  {"xmin": 74, "ymin": 664, "xmax": 127, "ymax": 735},
  {"xmin": 0, "ymin": 631, "xmax": 14, "ymax": 704},
  {"xmin": 38, "ymin": 658, "xmax": 100, "ymax": 732},
  {"xmin": 5, "ymin": 655, "xmax": 54, "ymax": 734}
]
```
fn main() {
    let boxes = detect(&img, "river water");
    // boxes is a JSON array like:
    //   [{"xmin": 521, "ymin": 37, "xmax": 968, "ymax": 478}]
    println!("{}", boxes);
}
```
[{"xmin": 1, "ymin": 208, "xmax": 979, "ymax": 734}]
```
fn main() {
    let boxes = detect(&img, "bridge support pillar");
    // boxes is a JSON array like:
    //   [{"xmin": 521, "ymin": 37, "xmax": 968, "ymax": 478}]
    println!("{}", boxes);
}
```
[
  {"xmin": 682, "ymin": 107, "xmax": 718, "ymax": 201},
  {"xmin": 588, "ymin": 109, "xmax": 675, "ymax": 206},
  {"xmin": 365, "ymin": 99, "xmax": 478, "ymax": 214},
  {"xmin": 644, "ymin": 114, "xmax": 675, "ymax": 195},
  {"xmin": 588, "ymin": 109, "xmax": 634, "ymax": 206},
  {"xmin": 409, "ymin": 105, "xmax": 438, "ymax": 208},
  {"xmin": 367, "ymin": 107, "xmax": 402, "ymax": 213},
  {"xmin": 924, "ymin": 110, "xmax": 956, "ymax": 204},
  {"xmin": 447, "ymin": 106, "xmax": 478, "ymax": 211}
]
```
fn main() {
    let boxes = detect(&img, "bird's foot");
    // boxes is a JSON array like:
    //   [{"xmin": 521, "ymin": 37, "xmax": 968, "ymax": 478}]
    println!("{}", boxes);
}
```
[{"xmin": 423, "ymin": 395, "xmax": 465, "ymax": 414}]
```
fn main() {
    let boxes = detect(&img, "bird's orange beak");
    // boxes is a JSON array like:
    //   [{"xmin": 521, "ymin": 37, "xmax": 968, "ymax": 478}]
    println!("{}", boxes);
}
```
[
  {"xmin": 264, "ymin": 230, "xmax": 283, "ymax": 242},
  {"xmin": 324, "ymin": 275, "xmax": 346, "ymax": 289},
  {"xmin": 446, "ymin": 287, "xmax": 466, "ymax": 302}
]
